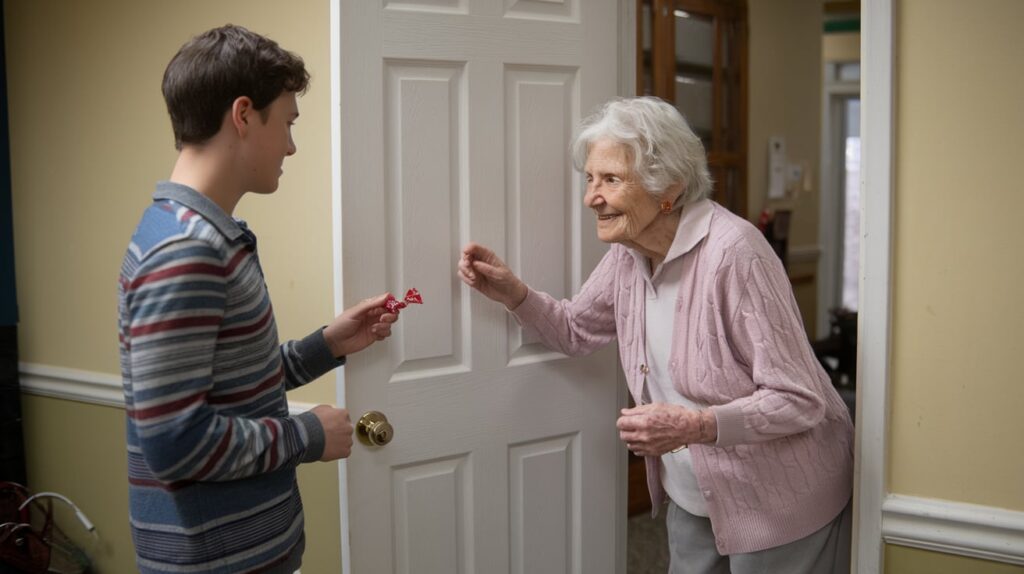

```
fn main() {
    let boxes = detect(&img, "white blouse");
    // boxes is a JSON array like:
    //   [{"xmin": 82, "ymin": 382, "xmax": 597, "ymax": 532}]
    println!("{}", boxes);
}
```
[{"xmin": 638, "ymin": 229, "xmax": 709, "ymax": 517}]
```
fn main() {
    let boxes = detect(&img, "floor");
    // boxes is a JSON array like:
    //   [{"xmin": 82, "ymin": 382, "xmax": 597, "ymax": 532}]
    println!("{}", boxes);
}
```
[{"xmin": 627, "ymin": 508, "xmax": 670, "ymax": 573}]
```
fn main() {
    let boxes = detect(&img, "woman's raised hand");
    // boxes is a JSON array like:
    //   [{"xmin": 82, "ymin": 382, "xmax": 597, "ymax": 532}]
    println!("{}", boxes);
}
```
[{"xmin": 458, "ymin": 242, "xmax": 529, "ymax": 310}]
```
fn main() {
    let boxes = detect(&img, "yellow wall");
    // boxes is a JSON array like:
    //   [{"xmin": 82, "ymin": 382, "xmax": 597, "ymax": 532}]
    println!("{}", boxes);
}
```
[
  {"xmin": 6, "ymin": 0, "xmax": 342, "ymax": 570},
  {"xmin": 6, "ymin": 0, "xmax": 337, "ymax": 405},
  {"xmin": 891, "ymin": 0, "xmax": 1024, "ymax": 509},
  {"xmin": 886, "ymin": 545, "xmax": 1024, "ymax": 574},
  {"xmin": 747, "ymin": 0, "xmax": 823, "ymax": 335}
]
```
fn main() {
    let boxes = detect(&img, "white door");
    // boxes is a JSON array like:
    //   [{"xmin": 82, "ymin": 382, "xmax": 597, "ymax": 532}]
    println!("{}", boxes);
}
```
[{"xmin": 336, "ymin": 1, "xmax": 623, "ymax": 573}]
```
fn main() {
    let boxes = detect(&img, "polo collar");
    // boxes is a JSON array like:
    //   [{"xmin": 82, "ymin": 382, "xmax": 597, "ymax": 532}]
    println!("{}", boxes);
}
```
[
  {"xmin": 153, "ymin": 181, "xmax": 246, "ymax": 242},
  {"xmin": 662, "ymin": 198, "xmax": 714, "ymax": 264}
]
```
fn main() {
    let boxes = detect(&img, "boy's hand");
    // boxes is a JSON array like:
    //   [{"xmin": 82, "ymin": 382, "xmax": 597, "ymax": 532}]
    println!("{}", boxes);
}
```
[
  {"xmin": 322, "ymin": 293, "xmax": 399, "ymax": 358},
  {"xmin": 312, "ymin": 405, "xmax": 354, "ymax": 461}
]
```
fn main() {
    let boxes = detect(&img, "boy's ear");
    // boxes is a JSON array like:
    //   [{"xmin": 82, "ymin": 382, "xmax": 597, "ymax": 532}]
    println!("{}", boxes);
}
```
[{"xmin": 230, "ymin": 96, "xmax": 255, "ymax": 138}]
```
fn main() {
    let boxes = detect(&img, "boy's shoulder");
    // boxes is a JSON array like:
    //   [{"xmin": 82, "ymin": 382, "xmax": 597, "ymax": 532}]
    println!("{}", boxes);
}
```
[{"xmin": 127, "ymin": 199, "xmax": 227, "ymax": 269}]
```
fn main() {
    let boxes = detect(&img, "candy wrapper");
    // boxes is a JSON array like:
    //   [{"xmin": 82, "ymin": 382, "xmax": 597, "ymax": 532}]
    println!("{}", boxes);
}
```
[{"xmin": 384, "ymin": 288, "xmax": 424, "ymax": 313}]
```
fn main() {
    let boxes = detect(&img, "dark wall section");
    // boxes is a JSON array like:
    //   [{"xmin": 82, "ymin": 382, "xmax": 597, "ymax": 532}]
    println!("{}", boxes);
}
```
[{"xmin": 0, "ymin": 0, "xmax": 27, "ymax": 486}]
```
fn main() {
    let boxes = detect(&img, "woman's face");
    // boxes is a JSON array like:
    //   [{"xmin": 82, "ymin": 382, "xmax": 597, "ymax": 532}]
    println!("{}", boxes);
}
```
[{"xmin": 583, "ymin": 139, "xmax": 661, "ymax": 245}]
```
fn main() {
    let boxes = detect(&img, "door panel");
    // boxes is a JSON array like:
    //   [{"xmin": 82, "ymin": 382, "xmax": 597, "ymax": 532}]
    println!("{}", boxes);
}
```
[{"xmin": 339, "ymin": 1, "xmax": 621, "ymax": 572}]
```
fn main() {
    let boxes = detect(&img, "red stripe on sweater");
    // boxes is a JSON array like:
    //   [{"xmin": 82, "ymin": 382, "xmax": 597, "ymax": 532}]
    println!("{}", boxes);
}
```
[
  {"xmin": 127, "ymin": 391, "xmax": 207, "ymax": 420},
  {"xmin": 225, "ymin": 248, "xmax": 250, "ymax": 275},
  {"xmin": 264, "ymin": 420, "xmax": 279, "ymax": 470},
  {"xmin": 196, "ymin": 423, "xmax": 234, "ymax": 480},
  {"xmin": 128, "ymin": 477, "xmax": 192, "ymax": 492},
  {"xmin": 130, "ymin": 262, "xmax": 225, "ymax": 290},
  {"xmin": 217, "ymin": 307, "xmax": 272, "ymax": 340},
  {"xmin": 208, "ymin": 368, "xmax": 284, "ymax": 405},
  {"xmin": 131, "ymin": 314, "xmax": 222, "ymax": 337}
]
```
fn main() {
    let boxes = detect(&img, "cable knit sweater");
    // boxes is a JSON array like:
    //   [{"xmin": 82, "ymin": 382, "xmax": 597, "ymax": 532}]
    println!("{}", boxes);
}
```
[{"xmin": 511, "ymin": 199, "xmax": 853, "ymax": 555}]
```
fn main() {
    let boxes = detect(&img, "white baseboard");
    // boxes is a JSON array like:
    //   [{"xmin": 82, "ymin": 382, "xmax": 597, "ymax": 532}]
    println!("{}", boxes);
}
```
[
  {"xmin": 18, "ymin": 362, "xmax": 316, "ymax": 416},
  {"xmin": 882, "ymin": 494, "xmax": 1024, "ymax": 565}
]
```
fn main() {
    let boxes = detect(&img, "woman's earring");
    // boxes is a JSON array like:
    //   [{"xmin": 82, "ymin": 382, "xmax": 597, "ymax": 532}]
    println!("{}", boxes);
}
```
[{"xmin": 660, "ymin": 200, "xmax": 673, "ymax": 215}]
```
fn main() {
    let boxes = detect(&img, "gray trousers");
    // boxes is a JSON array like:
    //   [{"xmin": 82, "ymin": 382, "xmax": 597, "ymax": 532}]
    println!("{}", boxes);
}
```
[{"xmin": 666, "ymin": 500, "xmax": 852, "ymax": 574}]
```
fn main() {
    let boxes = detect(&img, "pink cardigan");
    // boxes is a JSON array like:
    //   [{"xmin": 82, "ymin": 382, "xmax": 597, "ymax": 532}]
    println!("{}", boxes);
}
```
[{"xmin": 511, "ymin": 200, "xmax": 853, "ymax": 555}]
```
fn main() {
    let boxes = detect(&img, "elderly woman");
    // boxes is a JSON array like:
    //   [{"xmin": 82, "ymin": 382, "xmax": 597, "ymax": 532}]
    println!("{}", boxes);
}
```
[{"xmin": 458, "ymin": 97, "xmax": 853, "ymax": 573}]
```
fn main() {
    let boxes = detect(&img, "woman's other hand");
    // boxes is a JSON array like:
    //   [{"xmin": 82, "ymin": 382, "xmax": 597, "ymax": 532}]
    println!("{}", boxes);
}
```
[
  {"xmin": 323, "ymin": 293, "xmax": 399, "ymax": 358},
  {"xmin": 617, "ymin": 403, "xmax": 718, "ymax": 456},
  {"xmin": 458, "ymin": 242, "xmax": 528, "ymax": 310}
]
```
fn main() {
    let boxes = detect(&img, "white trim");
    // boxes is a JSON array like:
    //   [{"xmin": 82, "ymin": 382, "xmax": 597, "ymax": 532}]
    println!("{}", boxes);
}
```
[
  {"xmin": 617, "ymin": 2, "xmax": 636, "ymax": 572},
  {"xmin": 19, "ymin": 363, "xmax": 123, "ymax": 408},
  {"xmin": 853, "ymin": 1, "xmax": 894, "ymax": 573},
  {"xmin": 18, "ymin": 363, "xmax": 316, "ymax": 416},
  {"xmin": 883, "ymin": 495, "xmax": 1024, "ymax": 566},
  {"xmin": 328, "ymin": 0, "xmax": 351, "ymax": 572}
]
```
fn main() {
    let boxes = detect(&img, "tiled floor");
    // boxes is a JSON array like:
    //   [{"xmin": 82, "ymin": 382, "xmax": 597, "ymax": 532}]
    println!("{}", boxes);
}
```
[{"xmin": 627, "ymin": 509, "xmax": 670, "ymax": 573}]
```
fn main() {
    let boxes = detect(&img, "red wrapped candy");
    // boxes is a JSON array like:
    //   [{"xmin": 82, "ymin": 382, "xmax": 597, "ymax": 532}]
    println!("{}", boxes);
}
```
[
  {"xmin": 384, "ymin": 288, "xmax": 424, "ymax": 313},
  {"xmin": 403, "ymin": 288, "xmax": 423, "ymax": 304}
]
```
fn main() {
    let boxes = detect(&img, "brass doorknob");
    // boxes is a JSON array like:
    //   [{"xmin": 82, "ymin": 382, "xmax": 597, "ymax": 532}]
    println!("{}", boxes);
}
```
[{"xmin": 356, "ymin": 411, "xmax": 394, "ymax": 447}]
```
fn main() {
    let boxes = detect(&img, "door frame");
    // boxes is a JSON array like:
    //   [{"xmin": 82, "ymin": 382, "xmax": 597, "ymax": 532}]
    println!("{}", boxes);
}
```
[
  {"xmin": 817, "ymin": 71, "xmax": 860, "ymax": 339},
  {"xmin": 853, "ymin": 0, "xmax": 894, "ymax": 572},
  {"xmin": 327, "ymin": 1, "xmax": 895, "ymax": 572}
]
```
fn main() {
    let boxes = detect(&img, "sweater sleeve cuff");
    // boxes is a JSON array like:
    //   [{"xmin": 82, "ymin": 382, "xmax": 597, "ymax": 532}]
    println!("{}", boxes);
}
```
[
  {"xmin": 297, "ymin": 328, "xmax": 346, "ymax": 379},
  {"xmin": 508, "ymin": 287, "xmax": 544, "ymax": 326},
  {"xmin": 710, "ymin": 403, "xmax": 747, "ymax": 448},
  {"xmin": 296, "ymin": 410, "xmax": 326, "ymax": 463}
]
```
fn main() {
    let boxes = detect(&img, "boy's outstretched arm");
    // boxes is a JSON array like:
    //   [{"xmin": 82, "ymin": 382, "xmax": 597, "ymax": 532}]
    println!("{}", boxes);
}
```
[{"xmin": 279, "ymin": 293, "xmax": 398, "ymax": 390}]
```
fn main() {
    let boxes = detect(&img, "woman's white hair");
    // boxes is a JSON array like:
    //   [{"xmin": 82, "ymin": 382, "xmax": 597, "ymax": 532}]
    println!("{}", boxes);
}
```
[{"xmin": 571, "ymin": 97, "xmax": 712, "ymax": 209}]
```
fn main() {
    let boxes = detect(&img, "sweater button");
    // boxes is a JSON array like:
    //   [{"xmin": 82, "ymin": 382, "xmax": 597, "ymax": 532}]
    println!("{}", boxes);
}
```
[
  {"xmin": 703, "ymin": 490, "xmax": 712, "ymax": 499},
  {"xmin": 640, "ymin": 364, "xmax": 650, "ymax": 374}
]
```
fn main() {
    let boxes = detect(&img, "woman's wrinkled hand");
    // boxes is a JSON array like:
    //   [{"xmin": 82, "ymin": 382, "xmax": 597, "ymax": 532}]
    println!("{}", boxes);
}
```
[
  {"xmin": 457, "ymin": 242, "xmax": 529, "ymax": 310},
  {"xmin": 616, "ymin": 403, "xmax": 717, "ymax": 456}
]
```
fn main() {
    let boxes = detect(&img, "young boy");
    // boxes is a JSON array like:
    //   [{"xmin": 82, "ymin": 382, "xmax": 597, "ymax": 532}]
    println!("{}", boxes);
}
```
[{"xmin": 118, "ymin": 25, "xmax": 396, "ymax": 573}]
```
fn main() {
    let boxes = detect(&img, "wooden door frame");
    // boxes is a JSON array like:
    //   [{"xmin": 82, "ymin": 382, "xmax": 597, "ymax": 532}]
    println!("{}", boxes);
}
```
[
  {"xmin": 327, "ymin": 0, "xmax": 894, "ymax": 572},
  {"xmin": 640, "ymin": 0, "xmax": 749, "ymax": 218}
]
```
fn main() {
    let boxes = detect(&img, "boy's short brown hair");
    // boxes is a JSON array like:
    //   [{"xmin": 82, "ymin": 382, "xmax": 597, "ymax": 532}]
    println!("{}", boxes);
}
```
[{"xmin": 162, "ymin": 24, "xmax": 309, "ymax": 150}]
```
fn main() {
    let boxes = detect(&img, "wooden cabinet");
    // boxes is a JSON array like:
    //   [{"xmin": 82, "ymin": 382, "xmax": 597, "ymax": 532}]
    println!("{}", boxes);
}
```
[{"xmin": 637, "ymin": 0, "xmax": 748, "ymax": 218}]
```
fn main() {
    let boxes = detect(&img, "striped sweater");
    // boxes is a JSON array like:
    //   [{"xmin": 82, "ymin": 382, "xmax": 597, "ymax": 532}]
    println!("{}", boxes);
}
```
[
  {"xmin": 118, "ymin": 182, "xmax": 341, "ymax": 574},
  {"xmin": 511, "ymin": 199, "xmax": 854, "ymax": 555}
]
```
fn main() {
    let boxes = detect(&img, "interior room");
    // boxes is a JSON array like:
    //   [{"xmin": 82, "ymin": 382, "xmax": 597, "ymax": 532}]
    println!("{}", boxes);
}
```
[{"xmin": 1, "ymin": 0, "xmax": 1022, "ymax": 572}]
